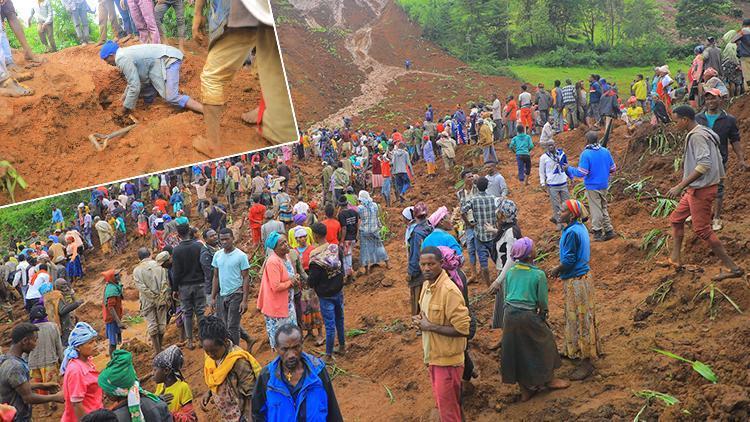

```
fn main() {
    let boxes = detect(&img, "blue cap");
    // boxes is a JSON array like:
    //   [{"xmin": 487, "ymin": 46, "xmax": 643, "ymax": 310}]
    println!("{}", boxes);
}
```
[{"xmin": 99, "ymin": 40, "xmax": 119, "ymax": 60}]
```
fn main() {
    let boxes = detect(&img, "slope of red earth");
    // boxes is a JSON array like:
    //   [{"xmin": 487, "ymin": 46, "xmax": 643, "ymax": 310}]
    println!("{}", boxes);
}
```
[
  {"xmin": 0, "ymin": 39, "xmax": 267, "ymax": 206},
  {"xmin": 13, "ymin": 101, "xmax": 749, "ymax": 421}
]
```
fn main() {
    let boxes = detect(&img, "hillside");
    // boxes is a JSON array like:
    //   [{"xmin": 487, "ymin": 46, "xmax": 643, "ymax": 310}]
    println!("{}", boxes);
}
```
[{"xmin": 0, "ymin": 39, "xmax": 268, "ymax": 206}]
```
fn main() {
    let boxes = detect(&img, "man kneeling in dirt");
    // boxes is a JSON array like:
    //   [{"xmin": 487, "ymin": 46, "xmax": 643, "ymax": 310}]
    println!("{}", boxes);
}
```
[{"xmin": 99, "ymin": 40, "xmax": 203, "ymax": 115}]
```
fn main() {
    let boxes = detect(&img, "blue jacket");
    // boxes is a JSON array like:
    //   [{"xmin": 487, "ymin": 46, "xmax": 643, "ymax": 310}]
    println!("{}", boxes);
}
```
[
  {"xmin": 559, "ymin": 221, "xmax": 590, "ymax": 279},
  {"xmin": 407, "ymin": 221, "xmax": 433, "ymax": 277},
  {"xmin": 567, "ymin": 144, "xmax": 615, "ymax": 190},
  {"xmin": 252, "ymin": 353, "xmax": 343, "ymax": 422}
]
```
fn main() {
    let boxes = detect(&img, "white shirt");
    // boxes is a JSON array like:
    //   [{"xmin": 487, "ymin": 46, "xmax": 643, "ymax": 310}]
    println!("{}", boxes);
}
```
[
  {"xmin": 519, "ymin": 92, "xmax": 532, "ymax": 108},
  {"xmin": 540, "ymin": 122, "xmax": 555, "ymax": 144},
  {"xmin": 539, "ymin": 151, "xmax": 569, "ymax": 187},
  {"xmin": 293, "ymin": 201, "xmax": 310, "ymax": 216},
  {"xmin": 26, "ymin": 271, "xmax": 50, "ymax": 300},
  {"xmin": 12, "ymin": 261, "xmax": 30, "ymax": 288},
  {"xmin": 492, "ymin": 99, "xmax": 502, "ymax": 120}
]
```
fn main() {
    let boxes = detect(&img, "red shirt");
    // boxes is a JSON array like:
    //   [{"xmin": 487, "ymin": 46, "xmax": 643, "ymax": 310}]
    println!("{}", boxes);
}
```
[
  {"xmin": 154, "ymin": 198, "xmax": 168, "ymax": 213},
  {"xmin": 381, "ymin": 160, "xmax": 392, "ymax": 177},
  {"xmin": 61, "ymin": 357, "xmax": 103, "ymax": 422},
  {"xmin": 323, "ymin": 218, "xmax": 341, "ymax": 244},
  {"xmin": 437, "ymin": 123, "xmax": 444, "ymax": 133},
  {"xmin": 505, "ymin": 100, "xmax": 518, "ymax": 121},
  {"xmin": 392, "ymin": 132, "xmax": 403, "ymax": 142},
  {"xmin": 248, "ymin": 204, "xmax": 266, "ymax": 228},
  {"xmin": 104, "ymin": 295, "xmax": 122, "ymax": 324}
]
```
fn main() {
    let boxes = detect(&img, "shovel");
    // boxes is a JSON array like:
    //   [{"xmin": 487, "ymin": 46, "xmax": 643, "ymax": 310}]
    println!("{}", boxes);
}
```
[{"xmin": 89, "ymin": 116, "xmax": 139, "ymax": 151}]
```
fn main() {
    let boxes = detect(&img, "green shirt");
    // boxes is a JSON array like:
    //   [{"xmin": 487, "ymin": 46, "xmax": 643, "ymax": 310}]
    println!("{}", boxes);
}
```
[
  {"xmin": 509, "ymin": 133, "xmax": 534, "ymax": 156},
  {"xmin": 504, "ymin": 263, "xmax": 548, "ymax": 310},
  {"xmin": 148, "ymin": 176, "xmax": 160, "ymax": 190}
]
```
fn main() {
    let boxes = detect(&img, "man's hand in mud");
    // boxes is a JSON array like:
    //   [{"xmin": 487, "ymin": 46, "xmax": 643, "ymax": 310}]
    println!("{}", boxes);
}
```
[
  {"xmin": 115, "ymin": 107, "xmax": 131, "ymax": 118},
  {"xmin": 192, "ymin": 19, "xmax": 204, "ymax": 45}
]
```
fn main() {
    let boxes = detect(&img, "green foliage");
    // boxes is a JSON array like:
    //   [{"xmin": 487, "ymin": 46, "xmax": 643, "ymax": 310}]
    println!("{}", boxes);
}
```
[
  {"xmin": 653, "ymin": 349, "xmax": 718, "ymax": 383},
  {"xmin": 6, "ymin": 0, "xmax": 100, "ymax": 54},
  {"xmin": 398, "ymin": 0, "xmax": 683, "ymax": 68},
  {"xmin": 675, "ymin": 0, "xmax": 733, "ymax": 40},
  {"xmin": 0, "ymin": 162, "xmax": 28, "ymax": 204},
  {"xmin": 345, "ymin": 328, "xmax": 368, "ymax": 338},
  {"xmin": 5, "ymin": 0, "xmax": 196, "ymax": 55},
  {"xmin": 0, "ymin": 190, "xmax": 89, "ymax": 245},
  {"xmin": 693, "ymin": 282, "xmax": 743, "ymax": 320},
  {"xmin": 641, "ymin": 229, "xmax": 668, "ymax": 259},
  {"xmin": 651, "ymin": 192, "xmax": 677, "ymax": 218}
]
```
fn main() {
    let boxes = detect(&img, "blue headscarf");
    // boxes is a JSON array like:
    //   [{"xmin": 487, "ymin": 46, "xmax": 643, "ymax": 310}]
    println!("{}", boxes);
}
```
[
  {"xmin": 60, "ymin": 322, "xmax": 98, "ymax": 374},
  {"xmin": 99, "ymin": 40, "xmax": 119, "ymax": 60},
  {"xmin": 265, "ymin": 231, "xmax": 282, "ymax": 250}
]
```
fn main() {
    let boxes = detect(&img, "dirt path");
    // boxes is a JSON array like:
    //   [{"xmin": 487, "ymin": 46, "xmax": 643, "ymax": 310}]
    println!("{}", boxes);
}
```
[{"xmin": 310, "ymin": 3, "xmax": 449, "ymax": 129}]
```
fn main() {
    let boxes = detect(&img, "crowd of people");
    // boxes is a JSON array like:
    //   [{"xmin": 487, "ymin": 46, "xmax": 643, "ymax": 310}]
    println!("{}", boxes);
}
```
[
  {"xmin": 0, "ymin": 0, "xmax": 296, "ymax": 150},
  {"xmin": 1, "ymin": 18, "xmax": 749, "ymax": 422}
]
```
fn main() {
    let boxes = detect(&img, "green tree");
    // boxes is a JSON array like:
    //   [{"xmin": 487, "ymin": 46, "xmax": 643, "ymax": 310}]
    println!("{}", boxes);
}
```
[
  {"xmin": 621, "ymin": 0, "xmax": 662, "ymax": 40},
  {"xmin": 675, "ymin": 0, "xmax": 732, "ymax": 40}
]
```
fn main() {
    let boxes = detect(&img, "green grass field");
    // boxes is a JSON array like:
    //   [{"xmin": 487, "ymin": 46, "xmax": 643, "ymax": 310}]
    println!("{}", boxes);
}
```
[{"xmin": 506, "ymin": 60, "xmax": 689, "ymax": 92}]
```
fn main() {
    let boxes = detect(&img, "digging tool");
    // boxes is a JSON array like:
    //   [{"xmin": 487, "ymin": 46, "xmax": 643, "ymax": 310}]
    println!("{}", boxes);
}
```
[{"xmin": 89, "ymin": 116, "xmax": 139, "ymax": 151}]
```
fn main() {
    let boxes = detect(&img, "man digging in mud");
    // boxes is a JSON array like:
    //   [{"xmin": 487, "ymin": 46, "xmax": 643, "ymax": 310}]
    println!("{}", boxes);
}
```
[
  {"xmin": 99, "ymin": 41, "xmax": 203, "ymax": 116},
  {"xmin": 191, "ymin": 0, "xmax": 296, "ymax": 156}
]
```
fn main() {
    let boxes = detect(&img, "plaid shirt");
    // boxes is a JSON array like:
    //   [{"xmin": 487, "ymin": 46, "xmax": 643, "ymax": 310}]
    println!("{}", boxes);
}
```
[
  {"xmin": 357, "ymin": 202, "xmax": 380, "ymax": 233},
  {"xmin": 461, "ymin": 192, "xmax": 497, "ymax": 242},
  {"xmin": 561, "ymin": 85, "xmax": 577, "ymax": 105},
  {"xmin": 457, "ymin": 186, "xmax": 478, "ymax": 225}
]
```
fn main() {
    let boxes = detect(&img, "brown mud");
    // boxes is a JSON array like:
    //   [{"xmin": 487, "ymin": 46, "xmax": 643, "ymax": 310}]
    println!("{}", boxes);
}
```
[{"xmin": 0, "ymin": 39, "xmax": 269, "ymax": 205}]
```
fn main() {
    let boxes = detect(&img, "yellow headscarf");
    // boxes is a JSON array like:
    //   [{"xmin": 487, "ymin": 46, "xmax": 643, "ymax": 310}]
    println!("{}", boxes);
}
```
[{"xmin": 203, "ymin": 346, "xmax": 262, "ymax": 393}]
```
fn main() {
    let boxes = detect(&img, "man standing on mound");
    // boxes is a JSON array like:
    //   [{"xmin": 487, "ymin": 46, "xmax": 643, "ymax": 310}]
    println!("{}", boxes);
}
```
[
  {"xmin": 192, "ymin": 0, "xmax": 297, "ymax": 156},
  {"xmin": 99, "ymin": 40, "xmax": 204, "ymax": 115}
]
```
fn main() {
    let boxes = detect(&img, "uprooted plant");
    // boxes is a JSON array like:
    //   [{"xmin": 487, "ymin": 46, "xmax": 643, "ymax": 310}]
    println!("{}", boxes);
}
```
[
  {"xmin": 693, "ymin": 282, "xmax": 743, "ymax": 320},
  {"xmin": 0, "ymin": 161, "xmax": 28, "ymax": 203},
  {"xmin": 641, "ymin": 229, "xmax": 669, "ymax": 260},
  {"xmin": 633, "ymin": 390, "xmax": 680, "ymax": 421},
  {"xmin": 641, "ymin": 279, "xmax": 674, "ymax": 306},
  {"xmin": 650, "ymin": 192, "xmax": 678, "ymax": 218},
  {"xmin": 653, "ymin": 349, "xmax": 718, "ymax": 383}
]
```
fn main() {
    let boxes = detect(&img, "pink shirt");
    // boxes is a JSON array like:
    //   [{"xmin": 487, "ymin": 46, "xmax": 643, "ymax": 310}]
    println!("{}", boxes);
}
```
[
  {"xmin": 256, "ymin": 254, "xmax": 293, "ymax": 318},
  {"xmin": 61, "ymin": 357, "xmax": 103, "ymax": 422}
]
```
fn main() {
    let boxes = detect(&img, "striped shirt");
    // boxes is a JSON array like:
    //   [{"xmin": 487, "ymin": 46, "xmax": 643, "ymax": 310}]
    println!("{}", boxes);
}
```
[{"xmin": 561, "ymin": 85, "xmax": 577, "ymax": 105}]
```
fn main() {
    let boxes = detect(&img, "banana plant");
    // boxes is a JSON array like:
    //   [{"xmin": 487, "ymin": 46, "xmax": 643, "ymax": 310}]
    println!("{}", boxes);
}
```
[{"xmin": 0, "ymin": 161, "xmax": 28, "ymax": 203}]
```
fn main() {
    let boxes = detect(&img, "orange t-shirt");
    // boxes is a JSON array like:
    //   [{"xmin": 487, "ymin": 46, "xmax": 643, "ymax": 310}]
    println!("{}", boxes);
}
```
[
  {"xmin": 323, "ymin": 218, "xmax": 341, "ymax": 244},
  {"xmin": 154, "ymin": 198, "xmax": 168, "ymax": 213},
  {"xmin": 248, "ymin": 204, "xmax": 266, "ymax": 228},
  {"xmin": 505, "ymin": 100, "xmax": 518, "ymax": 121},
  {"xmin": 381, "ymin": 160, "xmax": 392, "ymax": 177}
]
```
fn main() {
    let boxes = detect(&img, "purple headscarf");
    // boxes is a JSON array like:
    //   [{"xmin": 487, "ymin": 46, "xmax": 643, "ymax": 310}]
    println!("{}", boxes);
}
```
[
  {"xmin": 510, "ymin": 237, "xmax": 534, "ymax": 261},
  {"xmin": 438, "ymin": 246, "xmax": 464, "ymax": 289}
]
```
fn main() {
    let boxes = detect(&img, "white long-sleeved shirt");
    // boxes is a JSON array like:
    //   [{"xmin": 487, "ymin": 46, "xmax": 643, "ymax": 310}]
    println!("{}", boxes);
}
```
[
  {"xmin": 540, "ymin": 122, "xmax": 554, "ymax": 144},
  {"xmin": 539, "ymin": 150, "xmax": 569, "ymax": 187}
]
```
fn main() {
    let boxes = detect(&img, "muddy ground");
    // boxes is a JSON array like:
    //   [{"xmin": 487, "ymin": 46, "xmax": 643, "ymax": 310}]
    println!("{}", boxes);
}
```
[
  {"xmin": 0, "ymin": 39, "xmax": 270, "ymax": 206},
  {"xmin": 12, "ymin": 117, "xmax": 750, "ymax": 421}
]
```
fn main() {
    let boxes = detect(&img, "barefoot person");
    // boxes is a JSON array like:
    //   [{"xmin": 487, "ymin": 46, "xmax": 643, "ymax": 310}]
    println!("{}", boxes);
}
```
[
  {"xmin": 192, "ymin": 0, "xmax": 296, "ymax": 155},
  {"xmin": 666, "ymin": 105, "xmax": 744, "ymax": 280},
  {"xmin": 549, "ymin": 200, "xmax": 601, "ymax": 381},
  {"xmin": 501, "ymin": 238, "xmax": 569, "ymax": 401},
  {"xmin": 99, "ymin": 41, "xmax": 203, "ymax": 116}
]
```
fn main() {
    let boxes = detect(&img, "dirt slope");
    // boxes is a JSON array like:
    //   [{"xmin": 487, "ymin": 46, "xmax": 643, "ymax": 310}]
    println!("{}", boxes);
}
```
[
  {"xmin": 273, "ymin": 0, "xmax": 518, "ymax": 130},
  {"xmin": 0, "ymin": 40, "xmax": 268, "ymax": 206}
]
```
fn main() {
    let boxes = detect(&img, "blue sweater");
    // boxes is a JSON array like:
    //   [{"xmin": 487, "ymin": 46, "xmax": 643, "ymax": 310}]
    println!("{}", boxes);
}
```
[
  {"xmin": 559, "ymin": 221, "xmax": 590, "ymax": 279},
  {"xmin": 567, "ymin": 145, "xmax": 615, "ymax": 190},
  {"xmin": 422, "ymin": 228, "xmax": 463, "ymax": 256}
]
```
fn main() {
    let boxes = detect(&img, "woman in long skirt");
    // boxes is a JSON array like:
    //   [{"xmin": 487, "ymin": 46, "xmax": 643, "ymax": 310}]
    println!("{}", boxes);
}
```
[
  {"xmin": 356, "ymin": 191, "xmax": 390, "ymax": 273},
  {"xmin": 501, "ymin": 238, "xmax": 569, "ymax": 401},
  {"xmin": 257, "ymin": 232, "xmax": 298, "ymax": 350},
  {"xmin": 65, "ymin": 237, "xmax": 84, "ymax": 282},
  {"xmin": 488, "ymin": 199, "xmax": 521, "ymax": 349}
]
